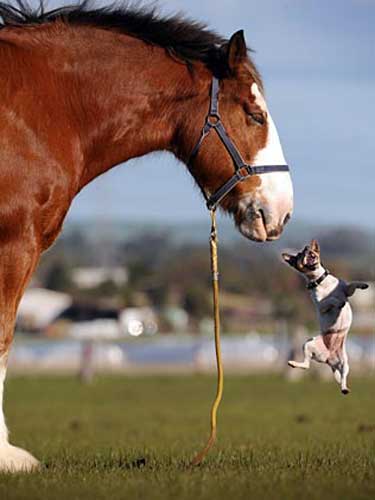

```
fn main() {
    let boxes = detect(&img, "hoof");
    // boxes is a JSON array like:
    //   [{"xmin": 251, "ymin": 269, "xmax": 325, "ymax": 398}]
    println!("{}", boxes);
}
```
[
  {"xmin": 0, "ymin": 444, "xmax": 40, "ymax": 473},
  {"xmin": 341, "ymin": 388, "xmax": 351, "ymax": 395}
]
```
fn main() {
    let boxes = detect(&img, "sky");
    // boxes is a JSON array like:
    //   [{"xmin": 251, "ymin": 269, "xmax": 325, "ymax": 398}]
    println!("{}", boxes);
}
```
[{"xmin": 32, "ymin": 1, "xmax": 375, "ymax": 228}]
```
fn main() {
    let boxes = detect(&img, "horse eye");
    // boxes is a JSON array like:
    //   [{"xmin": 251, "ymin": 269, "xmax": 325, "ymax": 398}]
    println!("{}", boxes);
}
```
[{"xmin": 248, "ymin": 111, "xmax": 265, "ymax": 126}]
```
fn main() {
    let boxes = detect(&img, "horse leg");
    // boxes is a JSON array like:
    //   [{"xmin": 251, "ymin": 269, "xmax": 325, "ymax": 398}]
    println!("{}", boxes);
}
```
[{"xmin": 0, "ymin": 239, "xmax": 40, "ymax": 472}]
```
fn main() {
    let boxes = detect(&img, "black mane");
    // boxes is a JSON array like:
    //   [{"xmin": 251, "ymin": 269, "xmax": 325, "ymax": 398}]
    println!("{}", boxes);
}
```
[{"xmin": 0, "ymin": 0, "xmax": 252, "ymax": 76}]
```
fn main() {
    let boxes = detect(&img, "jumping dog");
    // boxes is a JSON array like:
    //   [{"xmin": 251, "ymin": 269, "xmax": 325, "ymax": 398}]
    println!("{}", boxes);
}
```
[{"xmin": 282, "ymin": 240, "xmax": 368, "ymax": 394}]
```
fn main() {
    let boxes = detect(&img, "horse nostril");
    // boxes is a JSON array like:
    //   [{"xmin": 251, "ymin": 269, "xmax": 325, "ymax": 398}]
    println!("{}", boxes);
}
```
[
  {"xmin": 283, "ymin": 213, "xmax": 291, "ymax": 226},
  {"xmin": 258, "ymin": 209, "xmax": 267, "ymax": 228}
]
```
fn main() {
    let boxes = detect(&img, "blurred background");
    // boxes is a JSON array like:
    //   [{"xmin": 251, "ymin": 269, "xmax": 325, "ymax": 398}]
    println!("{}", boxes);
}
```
[{"xmin": 10, "ymin": 0, "xmax": 375, "ymax": 379}]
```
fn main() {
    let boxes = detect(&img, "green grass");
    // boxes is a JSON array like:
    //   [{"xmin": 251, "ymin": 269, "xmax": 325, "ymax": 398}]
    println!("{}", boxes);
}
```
[{"xmin": 1, "ymin": 374, "xmax": 375, "ymax": 500}]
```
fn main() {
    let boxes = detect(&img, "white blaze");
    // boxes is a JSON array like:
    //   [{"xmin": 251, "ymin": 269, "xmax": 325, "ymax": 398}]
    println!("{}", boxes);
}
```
[
  {"xmin": 250, "ymin": 82, "xmax": 286, "ymax": 166},
  {"xmin": 247, "ymin": 83, "xmax": 294, "ymax": 223}
]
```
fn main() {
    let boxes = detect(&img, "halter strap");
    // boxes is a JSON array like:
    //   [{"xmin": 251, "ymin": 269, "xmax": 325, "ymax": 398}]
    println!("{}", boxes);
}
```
[
  {"xmin": 188, "ymin": 77, "xmax": 290, "ymax": 211},
  {"xmin": 210, "ymin": 76, "xmax": 220, "ymax": 116},
  {"xmin": 306, "ymin": 269, "xmax": 330, "ymax": 290}
]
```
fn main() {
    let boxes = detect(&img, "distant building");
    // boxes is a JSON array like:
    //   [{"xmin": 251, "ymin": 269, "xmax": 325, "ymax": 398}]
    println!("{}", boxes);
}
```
[
  {"xmin": 17, "ymin": 288, "xmax": 72, "ymax": 331},
  {"xmin": 17, "ymin": 286, "xmax": 159, "ymax": 339},
  {"xmin": 47, "ymin": 303, "xmax": 158, "ymax": 339},
  {"xmin": 47, "ymin": 302, "xmax": 121, "ymax": 339},
  {"xmin": 72, "ymin": 266, "xmax": 128, "ymax": 289}
]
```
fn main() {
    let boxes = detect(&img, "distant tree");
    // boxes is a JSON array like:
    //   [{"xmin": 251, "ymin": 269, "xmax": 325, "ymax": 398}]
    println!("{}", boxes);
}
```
[
  {"xmin": 44, "ymin": 260, "xmax": 72, "ymax": 292},
  {"xmin": 36, "ymin": 220, "xmax": 373, "ymax": 332},
  {"xmin": 318, "ymin": 228, "xmax": 373, "ymax": 258},
  {"xmin": 91, "ymin": 280, "xmax": 119, "ymax": 298},
  {"xmin": 183, "ymin": 285, "xmax": 211, "ymax": 319}
]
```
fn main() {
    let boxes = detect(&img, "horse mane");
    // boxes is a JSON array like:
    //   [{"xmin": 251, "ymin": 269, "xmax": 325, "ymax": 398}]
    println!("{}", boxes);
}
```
[{"xmin": 0, "ymin": 0, "xmax": 261, "ymax": 79}]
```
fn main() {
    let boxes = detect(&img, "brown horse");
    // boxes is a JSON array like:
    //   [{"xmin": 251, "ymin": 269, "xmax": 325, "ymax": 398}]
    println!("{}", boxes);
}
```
[{"xmin": 0, "ymin": 1, "xmax": 293, "ymax": 471}]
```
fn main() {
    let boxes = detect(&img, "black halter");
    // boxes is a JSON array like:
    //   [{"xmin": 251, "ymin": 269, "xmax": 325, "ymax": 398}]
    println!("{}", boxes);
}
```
[{"xmin": 188, "ymin": 77, "xmax": 290, "ymax": 211}]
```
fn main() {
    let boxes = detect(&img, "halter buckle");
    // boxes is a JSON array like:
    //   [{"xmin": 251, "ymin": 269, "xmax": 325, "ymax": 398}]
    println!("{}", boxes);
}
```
[{"xmin": 236, "ymin": 166, "xmax": 251, "ymax": 181}]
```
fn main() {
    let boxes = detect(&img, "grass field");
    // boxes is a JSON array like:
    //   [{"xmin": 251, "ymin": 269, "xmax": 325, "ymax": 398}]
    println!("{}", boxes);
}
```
[{"xmin": 1, "ymin": 374, "xmax": 374, "ymax": 500}]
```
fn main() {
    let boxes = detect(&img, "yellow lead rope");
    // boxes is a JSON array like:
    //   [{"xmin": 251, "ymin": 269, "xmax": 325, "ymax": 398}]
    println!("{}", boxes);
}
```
[{"xmin": 191, "ymin": 209, "xmax": 224, "ymax": 466}]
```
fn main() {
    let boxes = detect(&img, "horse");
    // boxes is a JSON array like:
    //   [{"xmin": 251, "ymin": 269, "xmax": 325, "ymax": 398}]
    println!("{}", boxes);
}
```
[{"xmin": 0, "ymin": 1, "xmax": 293, "ymax": 471}]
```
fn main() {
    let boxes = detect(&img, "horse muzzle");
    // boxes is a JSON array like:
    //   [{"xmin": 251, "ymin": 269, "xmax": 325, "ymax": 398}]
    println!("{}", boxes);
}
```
[{"xmin": 237, "ymin": 204, "xmax": 292, "ymax": 242}]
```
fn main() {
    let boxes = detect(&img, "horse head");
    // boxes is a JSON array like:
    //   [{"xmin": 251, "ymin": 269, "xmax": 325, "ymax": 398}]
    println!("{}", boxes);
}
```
[{"xmin": 186, "ymin": 31, "xmax": 293, "ymax": 242}]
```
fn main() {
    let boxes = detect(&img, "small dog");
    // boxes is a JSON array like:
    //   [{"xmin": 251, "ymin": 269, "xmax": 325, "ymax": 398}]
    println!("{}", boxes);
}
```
[{"xmin": 282, "ymin": 240, "xmax": 368, "ymax": 394}]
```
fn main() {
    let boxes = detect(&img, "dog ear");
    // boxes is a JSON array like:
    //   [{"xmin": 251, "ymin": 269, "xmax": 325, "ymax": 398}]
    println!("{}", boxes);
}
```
[
  {"xmin": 282, "ymin": 253, "xmax": 297, "ymax": 268},
  {"xmin": 310, "ymin": 239, "xmax": 320, "ymax": 253}
]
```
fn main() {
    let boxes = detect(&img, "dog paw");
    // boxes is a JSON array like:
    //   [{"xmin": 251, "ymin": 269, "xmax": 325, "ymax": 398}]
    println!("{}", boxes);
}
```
[{"xmin": 288, "ymin": 360, "xmax": 297, "ymax": 368}]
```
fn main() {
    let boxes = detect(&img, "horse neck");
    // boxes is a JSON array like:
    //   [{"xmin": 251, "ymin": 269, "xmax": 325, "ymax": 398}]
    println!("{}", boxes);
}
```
[{"xmin": 57, "ymin": 27, "xmax": 211, "ymax": 190}]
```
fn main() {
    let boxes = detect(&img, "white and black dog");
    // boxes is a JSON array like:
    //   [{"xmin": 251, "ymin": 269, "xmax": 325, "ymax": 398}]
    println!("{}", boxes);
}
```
[{"xmin": 282, "ymin": 240, "xmax": 368, "ymax": 394}]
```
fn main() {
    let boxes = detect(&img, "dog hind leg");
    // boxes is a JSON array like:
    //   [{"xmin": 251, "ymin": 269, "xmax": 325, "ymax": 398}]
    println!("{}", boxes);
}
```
[
  {"xmin": 288, "ymin": 340, "xmax": 314, "ymax": 369},
  {"xmin": 340, "ymin": 349, "xmax": 350, "ymax": 395},
  {"xmin": 328, "ymin": 345, "xmax": 350, "ymax": 395}
]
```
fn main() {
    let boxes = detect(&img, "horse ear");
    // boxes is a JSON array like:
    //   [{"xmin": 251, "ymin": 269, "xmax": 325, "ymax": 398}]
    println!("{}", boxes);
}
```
[
  {"xmin": 310, "ymin": 239, "xmax": 320, "ymax": 253},
  {"xmin": 226, "ymin": 30, "xmax": 247, "ymax": 73}
]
